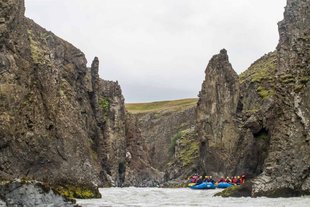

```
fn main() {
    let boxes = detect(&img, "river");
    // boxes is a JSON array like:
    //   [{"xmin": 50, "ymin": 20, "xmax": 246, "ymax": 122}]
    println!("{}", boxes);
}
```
[{"xmin": 76, "ymin": 187, "xmax": 310, "ymax": 207}]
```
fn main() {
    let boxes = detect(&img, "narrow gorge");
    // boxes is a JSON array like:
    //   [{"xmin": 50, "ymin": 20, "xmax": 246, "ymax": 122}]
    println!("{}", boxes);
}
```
[{"xmin": 0, "ymin": 0, "xmax": 309, "ymax": 205}]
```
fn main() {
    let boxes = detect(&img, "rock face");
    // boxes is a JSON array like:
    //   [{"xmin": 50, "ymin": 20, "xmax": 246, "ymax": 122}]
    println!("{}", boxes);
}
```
[
  {"xmin": 165, "ymin": 127, "xmax": 199, "ymax": 181},
  {"xmin": 196, "ymin": 49, "xmax": 240, "ymax": 176},
  {"xmin": 252, "ymin": 0, "xmax": 310, "ymax": 196},
  {"xmin": 96, "ymin": 78, "xmax": 127, "ymax": 187},
  {"xmin": 124, "ymin": 104, "xmax": 196, "ymax": 185},
  {"xmin": 0, "ymin": 0, "xmax": 127, "ymax": 196},
  {"xmin": 124, "ymin": 114, "xmax": 164, "ymax": 186},
  {"xmin": 196, "ymin": 0, "xmax": 310, "ymax": 197},
  {"xmin": 0, "ymin": 181, "xmax": 77, "ymax": 207},
  {"xmin": 134, "ymin": 106, "xmax": 196, "ymax": 170}
]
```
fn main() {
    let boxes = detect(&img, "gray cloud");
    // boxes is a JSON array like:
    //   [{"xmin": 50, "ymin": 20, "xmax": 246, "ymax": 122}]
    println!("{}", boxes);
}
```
[{"xmin": 25, "ymin": 0, "xmax": 286, "ymax": 102}]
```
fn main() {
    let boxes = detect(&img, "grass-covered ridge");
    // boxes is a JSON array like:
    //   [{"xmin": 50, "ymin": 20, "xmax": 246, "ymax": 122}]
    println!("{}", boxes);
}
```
[
  {"xmin": 126, "ymin": 98, "xmax": 198, "ymax": 114},
  {"xmin": 239, "ymin": 51, "xmax": 277, "ymax": 99},
  {"xmin": 239, "ymin": 51, "xmax": 277, "ymax": 84}
]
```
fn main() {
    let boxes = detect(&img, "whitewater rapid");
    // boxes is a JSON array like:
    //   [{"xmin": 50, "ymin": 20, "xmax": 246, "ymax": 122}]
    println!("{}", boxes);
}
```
[{"xmin": 77, "ymin": 187, "xmax": 310, "ymax": 207}]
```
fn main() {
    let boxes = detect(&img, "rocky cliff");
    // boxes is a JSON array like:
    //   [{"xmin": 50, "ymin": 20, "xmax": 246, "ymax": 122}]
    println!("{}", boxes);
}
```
[
  {"xmin": 1, "ymin": 0, "xmax": 309, "ymax": 200},
  {"xmin": 0, "ymin": 0, "xmax": 127, "ymax": 197},
  {"xmin": 133, "ymin": 106, "xmax": 196, "ymax": 170},
  {"xmin": 196, "ymin": 49, "xmax": 240, "ymax": 176},
  {"xmin": 253, "ymin": 0, "xmax": 310, "ymax": 196},
  {"xmin": 124, "ymin": 113, "xmax": 164, "ymax": 186},
  {"xmin": 125, "ymin": 99, "xmax": 197, "ymax": 182},
  {"xmin": 197, "ymin": 0, "xmax": 310, "ymax": 197}
]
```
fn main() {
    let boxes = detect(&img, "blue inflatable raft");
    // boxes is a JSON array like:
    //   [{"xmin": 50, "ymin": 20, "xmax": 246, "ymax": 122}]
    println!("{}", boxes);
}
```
[
  {"xmin": 217, "ymin": 182, "xmax": 233, "ymax": 188},
  {"xmin": 190, "ymin": 182, "xmax": 216, "ymax": 189}
]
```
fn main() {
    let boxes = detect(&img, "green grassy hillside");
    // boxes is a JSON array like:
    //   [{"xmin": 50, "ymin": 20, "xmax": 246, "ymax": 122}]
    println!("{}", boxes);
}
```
[{"xmin": 126, "ymin": 98, "xmax": 198, "ymax": 114}]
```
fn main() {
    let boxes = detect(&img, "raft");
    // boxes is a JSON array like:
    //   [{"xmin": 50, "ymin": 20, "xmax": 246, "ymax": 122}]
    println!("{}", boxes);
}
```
[
  {"xmin": 187, "ymin": 183, "xmax": 196, "ymax": 187},
  {"xmin": 190, "ymin": 182, "xmax": 216, "ymax": 189},
  {"xmin": 217, "ymin": 182, "xmax": 233, "ymax": 188}
]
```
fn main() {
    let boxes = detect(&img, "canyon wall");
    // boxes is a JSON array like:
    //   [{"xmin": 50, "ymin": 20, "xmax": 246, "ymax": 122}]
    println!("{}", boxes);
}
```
[
  {"xmin": 133, "ymin": 106, "xmax": 196, "ymax": 170},
  {"xmin": 196, "ymin": 0, "xmax": 310, "ymax": 196},
  {"xmin": 0, "ymin": 0, "xmax": 127, "ymax": 197}
]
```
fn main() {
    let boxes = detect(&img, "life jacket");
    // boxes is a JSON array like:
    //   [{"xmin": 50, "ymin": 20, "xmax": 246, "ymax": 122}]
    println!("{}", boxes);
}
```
[
  {"xmin": 241, "ymin": 175, "xmax": 246, "ymax": 184},
  {"xmin": 232, "ymin": 178, "xmax": 237, "ymax": 184},
  {"xmin": 218, "ymin": 178, "xmax": 225, "ymax": 183}
]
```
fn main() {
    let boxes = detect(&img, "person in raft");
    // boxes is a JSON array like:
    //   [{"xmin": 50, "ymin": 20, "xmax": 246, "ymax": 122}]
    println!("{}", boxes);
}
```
[
  {"xmin": 196, "ymin": 176, "xmax": 203, "ymax": 185},
  {"xmin": 189, "ymin": 174, "xmax": 199, "ymax": 183},
  {"xmin": 225, "ymin": 177, "xmax": 232, "ymax": 183},
  {"xmin": 236, "ymin": 176, "xmax": 241, "ymax": 185},
  {"xmin": 240, "ymin": 174, "xmax": 246, "ymax": 184},
  {"xmin": 218, "ymin": 177, "xmax": 225, "ymax": 183},
  {"xmin": 232, "ymin": 176, "xmax": 238, "ymax": 185},
  {"xmin": 207, "ymin": 176, "xmax": 215, "ymax": 183}
]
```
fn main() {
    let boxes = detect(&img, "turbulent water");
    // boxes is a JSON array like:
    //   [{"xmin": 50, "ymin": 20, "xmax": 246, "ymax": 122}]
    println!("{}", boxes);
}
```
[{"xmin": 77, "ymin": 188, "xmax": 310, "ymax": 207}]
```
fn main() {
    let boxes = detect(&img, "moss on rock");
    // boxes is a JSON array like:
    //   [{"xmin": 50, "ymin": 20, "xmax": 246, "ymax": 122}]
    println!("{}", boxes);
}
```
[
  {"xmin": 99, "ymin": 97, "xmax": 110, "ymax": 117},
  {"xmin": 170, "ymin": 128, "xmax": 199, "ymax": 168},
  {"xmin": 54, "ymin": 185, "xmax": 101, "ymax": 199},
  {"xmin": 279, "ymin": 74, "xmax": 295, "ymax": 84},
  {"xmin": 27, "ymin": 29, "xmax": 51, "ymax": 66},
  {"xmin": 257, "ymin": 86, "xmax": 275, "ymax": 99},
  {"xmin": 214, "ymin": 182, "xmax": 252, "ymax": 197},
  {"xmin": 239, "ymin": 52, "xmax": 277, "ymax": 84}
]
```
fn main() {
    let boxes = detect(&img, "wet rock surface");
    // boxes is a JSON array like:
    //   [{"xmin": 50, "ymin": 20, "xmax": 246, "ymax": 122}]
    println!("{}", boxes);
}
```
[{"xmin": 0, "ymin": 181, "xmax": 77, "ymax": 207}]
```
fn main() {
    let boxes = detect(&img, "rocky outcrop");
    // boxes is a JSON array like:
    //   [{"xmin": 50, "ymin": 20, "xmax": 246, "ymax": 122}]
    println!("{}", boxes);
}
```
[
  {"xmin": 133, "ymin": 106, "xmax": 196, "ymax": 170},
  {"xmin": 0, "ymin": 0, "xmax": 126, "ymax": 196},
  {"xmin": 97, "ymin": 79, "xmax": 127, "ymax": 187},
  {"xmin": 124, "ymin": 114, "xmax": 164, "ymax": 186},
  {"xmin": 196, "ymin": 49, "xmax": 241, "ymax": 176},
  {"xmin": 0, "ymin": 181, "xmax": 77, "ymax": 207},
  {"xmin": 196, "ymin": 0, "xmax": 310, "ymax": 197},
  {"xmin": 252, "ymin": 0, "xmax": 310, "ymax": 196},
  {"xmin": 165, "ymin": 127, "xmax": 199, "ymax": 181},
  {"xmin": 124, "ymin": 102, "xmax": 196, "ymax": 184}
]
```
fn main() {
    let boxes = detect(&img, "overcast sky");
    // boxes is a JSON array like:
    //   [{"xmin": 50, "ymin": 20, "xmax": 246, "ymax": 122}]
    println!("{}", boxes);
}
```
[{"xmin": 25, "ymin": 0, "xmax": 286, "ymax": 103}]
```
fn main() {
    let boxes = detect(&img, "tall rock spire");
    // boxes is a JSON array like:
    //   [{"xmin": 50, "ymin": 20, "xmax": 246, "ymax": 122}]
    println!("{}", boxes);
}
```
[{"xmin": 196, "ymin": 49, "xmax": 240, "ymax": 175}]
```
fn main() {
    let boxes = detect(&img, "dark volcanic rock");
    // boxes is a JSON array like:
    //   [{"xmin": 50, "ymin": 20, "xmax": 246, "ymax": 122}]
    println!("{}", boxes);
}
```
[
  {"xmin": 252, "ymin": 0, "xmax": 310, "ymax": 196},
  {"xmin": 165, "ymin": 127, "xmax": 199, "ymax": 181},
  {"xmin": 125, "ymin": 103, "xmax": 197, "ymax": 184},
  {"xmin": 134, "ymin": 106, "xmax": 196, "ymax": 170},
  {"xmin": 124, "ymin": 114, "xmax": 164, "ymax": 187},
  {"xmin": 0, "ymin": 0, "xmax": 126, "ymax": 196},
  {"xmin": 0, "ymin": 181, "xmax": 77, "ymax": 207},
  {"xmin": 97, "ymin": 79, "xmax": 127, "ymax": 187},
  {"xmin": 196, "ymin": 49, "xmax": 240, "ymax": 176},
  {"xmin": 196, "ymin": 0, "xmax": 310, "ymax": 197}
]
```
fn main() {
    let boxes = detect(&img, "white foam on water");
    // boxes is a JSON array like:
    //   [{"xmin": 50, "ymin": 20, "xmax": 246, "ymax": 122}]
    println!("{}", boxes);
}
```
[{"xmin": 77, "ymin": 187, "xmax": 310, "ymax": 207}]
